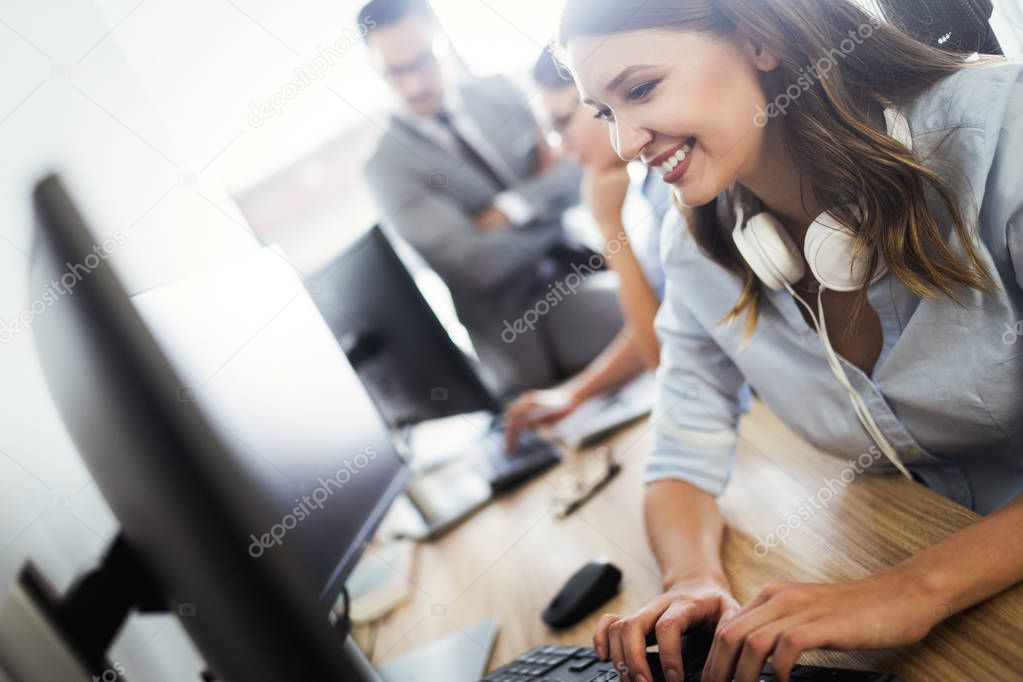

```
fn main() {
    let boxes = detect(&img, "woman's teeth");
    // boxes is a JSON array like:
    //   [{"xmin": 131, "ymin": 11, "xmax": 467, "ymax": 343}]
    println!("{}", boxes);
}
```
[{"xmin": 660, "ymin": 141, "xmax": 694, "ymax": 176}]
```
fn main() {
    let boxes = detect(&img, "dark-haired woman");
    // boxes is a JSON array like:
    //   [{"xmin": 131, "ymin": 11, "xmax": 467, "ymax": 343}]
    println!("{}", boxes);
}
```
[{"xmin": 557, "ymin": 1, "xmax": 1023, "ymax": 681}]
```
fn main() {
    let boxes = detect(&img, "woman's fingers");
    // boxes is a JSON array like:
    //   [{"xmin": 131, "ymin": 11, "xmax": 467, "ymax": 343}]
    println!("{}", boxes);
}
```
[
  {"xmin": 654, "ymin": 601, "xmax": 698, "ymax": 681},
  {"xmin": 705, "ymin": 583, "xmax": 823, "ymax": 682},
  {"xmin": 769, "ymin": 621, "xmax": 830, "ymax": 682},
  {"xmin": 503, "ymin": 395, "xmax": 537, "ymax": 424},
  {"xmin": 608, "ymin": 618, "xmax": 629, "ymax": 679},
  {"xmin": 593, "ymin": 612, "xmax": 620, "ymax": 660},
  {"xmin": 704, "ymin": 594, "xmax": 790, "ymax": 682},
  {"xmin": 611, "ymin": 598, "xmax": 681, "ymax": 682},
  {"xmin": 621, "ymin": 615, "xmax": 655, "ymax": 682},
  {"xmin": 595, "ymin": 587, "xmax": 741, "ymax": 682},
  {"xmin": 732, "ymin": 615, "xmax": 805, "ymax": 682},
  {"xmin": 606, "ymin": 608, "xmax": 655, "ymax": 681},
  {"xmin": 502, "ymin": 395, "xmax": 538, "ymax": 449}
]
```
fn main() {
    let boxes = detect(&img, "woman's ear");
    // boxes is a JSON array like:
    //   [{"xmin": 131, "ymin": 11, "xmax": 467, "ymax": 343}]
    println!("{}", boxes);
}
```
[{"xmin": 740, "ymin": 32, "xmax": 781, "ymax": 72}]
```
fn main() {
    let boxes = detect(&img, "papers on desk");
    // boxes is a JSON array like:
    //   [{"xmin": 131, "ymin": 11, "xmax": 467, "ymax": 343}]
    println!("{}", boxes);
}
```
[
  {"xmin": 403, "ymin": 410, "xmax": 494, "ymax": 472},
  {"xmin": 343, "ymin": 540, "xmax": 417, "ymax": 624},
  {"xmin": 376, "ymin": 618, "xmax": 499, "ymax": 682},
  {"xmin": 553, "ymin": 372, "xmax": 656, "ymax": 448}
]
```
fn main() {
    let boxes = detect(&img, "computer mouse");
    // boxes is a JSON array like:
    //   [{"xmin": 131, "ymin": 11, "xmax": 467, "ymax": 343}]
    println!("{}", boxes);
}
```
[{"xmin": 542, "ymin": 559, "xmax": 622, "ymax": 629}]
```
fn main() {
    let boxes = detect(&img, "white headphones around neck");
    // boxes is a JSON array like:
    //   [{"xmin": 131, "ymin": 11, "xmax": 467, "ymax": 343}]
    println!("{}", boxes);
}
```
[
  {"xmin": 731, "ymin": 107, "xmax": 915, "ymax": 480},
  {"xmin": 733, "ymin": 209, "xmax": 886, "ymax": 292},
  {"xmin": 732, "ymin": 107, "xmax": 912, "ymax": 293}
]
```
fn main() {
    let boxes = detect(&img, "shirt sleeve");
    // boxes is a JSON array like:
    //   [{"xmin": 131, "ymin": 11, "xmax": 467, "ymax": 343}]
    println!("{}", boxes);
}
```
[
  {"xmin": 644, "ymin": 216, "xmax": 749, "ymax": 496},
  {"xmin": 492, "ymin": 190, "xmax": 535, "ymax": 226},
  {"xmin": 997, "ymin": 75, "xmax": 1023, "ymax": 291},
  {"xmin": 363, "ymin": 153, "xmax": 562, "ymax": 292}
]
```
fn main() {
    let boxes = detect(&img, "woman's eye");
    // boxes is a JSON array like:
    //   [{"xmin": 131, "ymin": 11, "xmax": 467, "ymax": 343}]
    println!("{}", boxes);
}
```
[
  {"xmin": 593, "ymin": 107, "xmax": 613, "ymax": 121},
  {"xmin": 627, "ymin": 80, "xmax": 660, "ymax": 102}
]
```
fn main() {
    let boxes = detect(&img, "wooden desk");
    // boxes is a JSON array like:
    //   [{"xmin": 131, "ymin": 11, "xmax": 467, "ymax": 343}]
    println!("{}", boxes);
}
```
[{"xmin": 359, "ymin": 401, "xmax": 1023, "ymax": 680}]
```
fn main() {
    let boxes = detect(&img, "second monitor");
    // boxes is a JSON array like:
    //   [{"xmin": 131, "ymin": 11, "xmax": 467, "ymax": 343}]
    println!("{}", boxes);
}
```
[{"xmin": 311, "ymin": 225, "xmax": 500, "ymax": 428}]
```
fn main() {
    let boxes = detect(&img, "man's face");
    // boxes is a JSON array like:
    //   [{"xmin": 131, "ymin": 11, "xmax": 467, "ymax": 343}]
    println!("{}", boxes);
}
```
[{"xmin": 367, "ymin": 15, "xmax": 445, "ymax": 117}]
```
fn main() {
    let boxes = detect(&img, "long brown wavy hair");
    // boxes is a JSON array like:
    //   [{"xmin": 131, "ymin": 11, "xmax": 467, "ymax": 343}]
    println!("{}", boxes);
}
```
[{"xmin": 559, "ymin": 0, "xmax": 996, "ymax": 334}]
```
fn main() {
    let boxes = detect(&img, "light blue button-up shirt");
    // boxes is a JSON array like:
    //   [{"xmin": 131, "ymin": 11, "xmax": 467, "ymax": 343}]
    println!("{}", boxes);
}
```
[
  {"xmin": 623, "ymin": 169, "xmax": 670, "ymax": 301},
  {"xmin": 648, "ymin": 61, "xmax": 1023, "ymax": 515}
]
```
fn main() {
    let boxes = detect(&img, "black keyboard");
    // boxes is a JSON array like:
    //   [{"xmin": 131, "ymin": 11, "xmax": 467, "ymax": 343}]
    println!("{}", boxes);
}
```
[
  {"xmin": 481, "ymin": 645, "xmax": 616, "ymax": 681},
  {"xmin": 480, "ymin": 641, "xmax": 903, "ymax": 682},
  {"xmin": 482, "ymin": 427, "xmax": 560, "ymax": 493}
]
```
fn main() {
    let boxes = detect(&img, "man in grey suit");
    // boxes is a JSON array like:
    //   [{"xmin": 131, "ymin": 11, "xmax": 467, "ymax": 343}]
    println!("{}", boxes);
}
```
[{"xmin": 359, "ymin": 0, "xmax": 622, "ymax": 396}]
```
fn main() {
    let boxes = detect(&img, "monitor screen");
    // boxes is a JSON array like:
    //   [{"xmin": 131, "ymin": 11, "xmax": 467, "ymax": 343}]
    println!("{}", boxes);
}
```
[
  {"xmin": 31, "ymin": 175, "xmax": 405, "ymax": 679},
  {"xmin": 309, "ymin": 225, "xmax": 499, "ymax": 427},
  {"xmin": 131, "ymin": 247, "xmax": 408, "ymax": 605}
]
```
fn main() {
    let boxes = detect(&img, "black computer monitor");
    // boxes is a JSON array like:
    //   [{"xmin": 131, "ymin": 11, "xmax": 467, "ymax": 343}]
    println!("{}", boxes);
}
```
[
  {"xmin": 310, "ymin": 225, "xmax": 500, "ymax": 428},
  {"xmin": 29, "ymin": 175, "xmax": 405, "ymax": 680}
]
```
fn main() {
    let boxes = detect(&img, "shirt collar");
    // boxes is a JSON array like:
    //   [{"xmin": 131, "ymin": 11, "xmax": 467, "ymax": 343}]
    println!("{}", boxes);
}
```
[{"xmin": 395, "ymin": 82, "xmax": 465, "ymax": 130}]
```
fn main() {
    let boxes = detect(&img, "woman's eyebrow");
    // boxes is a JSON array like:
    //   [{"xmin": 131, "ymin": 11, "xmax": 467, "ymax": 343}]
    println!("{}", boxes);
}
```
[
  {"xmin": 605, "ymin": 64, "xmax": 657, "ymax": 92},
  {"xmin": 580, "ymin": 64, "xmax": 658, "ymax": 108}
]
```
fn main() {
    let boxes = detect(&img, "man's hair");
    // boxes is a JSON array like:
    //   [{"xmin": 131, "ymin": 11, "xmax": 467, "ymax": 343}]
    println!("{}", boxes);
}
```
[
  {"xmin": 358, "ymin": 0, "xmax": 434, "ymax": 39},
  {"xmin": 532, "ymin": 47, "xmax": 575, "ymax": 88}
]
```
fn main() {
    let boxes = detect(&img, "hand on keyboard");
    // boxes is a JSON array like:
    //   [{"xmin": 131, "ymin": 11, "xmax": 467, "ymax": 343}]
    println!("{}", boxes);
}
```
[
  {"xmin": 593, "ymin": 578, "xmax": 740, "ymax": 682},
  {"xmin": 481, "ymin": 638, "xmax": 902, "ymax": 681},
  {"xmin": 502, "ymin": 385, "xmax": 581, "ymax": 450}
]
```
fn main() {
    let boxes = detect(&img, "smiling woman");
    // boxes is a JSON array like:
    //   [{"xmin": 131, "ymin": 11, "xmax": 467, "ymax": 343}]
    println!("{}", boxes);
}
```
[
  {"xmin": 556, "ymin": 1, "xmax": 1023, "ymax": 682},
  {"xmin": 559, "ymin": 0, "xmax": 991, "ymax": 332}
]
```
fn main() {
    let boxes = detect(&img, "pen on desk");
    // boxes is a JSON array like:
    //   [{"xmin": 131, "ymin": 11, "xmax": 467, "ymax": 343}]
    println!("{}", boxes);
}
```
[
  {"xmin": 557, "ymin": 448, "xmax": 621, "ymax": 518},
  {"xmin": 560, "ymin": 463, "xmax": 620, "ymax": 517}
]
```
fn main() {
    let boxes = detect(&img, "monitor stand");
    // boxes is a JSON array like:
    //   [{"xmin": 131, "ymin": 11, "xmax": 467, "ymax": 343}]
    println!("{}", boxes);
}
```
[
  {"xmin": 0, "ymin": 534, "xmax": 385, "ymax": 682},
  {"xmin": 341, "ymin": 636, "xmax": 384, "ymax": 682},
  {"xmin": 0, "ymin": 534, "xmax": 164, "ymax": 681}
]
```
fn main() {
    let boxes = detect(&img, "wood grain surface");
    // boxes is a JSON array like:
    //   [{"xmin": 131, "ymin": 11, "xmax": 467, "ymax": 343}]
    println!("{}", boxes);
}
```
[{"xmin": 356, "ymin": 400, "xmax": 1023, "ymax": 680}]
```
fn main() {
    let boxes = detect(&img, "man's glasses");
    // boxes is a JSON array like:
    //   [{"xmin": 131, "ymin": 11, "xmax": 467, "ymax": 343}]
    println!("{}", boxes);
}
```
[{"xmin": 384, "ymin": 50, "xmax": 438, "ymax": 80}]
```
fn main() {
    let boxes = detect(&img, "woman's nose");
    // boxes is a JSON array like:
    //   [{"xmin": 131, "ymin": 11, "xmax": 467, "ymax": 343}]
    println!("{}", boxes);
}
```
[{"xmin": 612, "ymin": 119, "xmax": 652, "ymax": 161}]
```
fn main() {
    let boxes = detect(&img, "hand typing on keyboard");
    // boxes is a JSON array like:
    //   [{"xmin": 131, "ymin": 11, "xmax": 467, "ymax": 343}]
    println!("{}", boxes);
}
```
[
  {"xmin": 593, "ymin": 576, "xmax": 740, "ymax": 682},
  {"xmin": 502, "ymin": 384, "xmax": 583, "ymax": 450},
  {"xmin": 481, "ymin": 636, "xmax": 901, "ymax": 681}
]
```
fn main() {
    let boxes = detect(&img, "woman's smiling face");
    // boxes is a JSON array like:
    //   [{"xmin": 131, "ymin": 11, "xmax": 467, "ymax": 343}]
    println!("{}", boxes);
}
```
[{"xmin": 564, "ymin": 29, "xmax": 780, "ymax": 207}]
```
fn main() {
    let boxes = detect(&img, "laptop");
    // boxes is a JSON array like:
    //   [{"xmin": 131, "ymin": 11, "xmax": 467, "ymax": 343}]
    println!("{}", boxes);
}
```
[
  {"xmin": 308, "ymin": 226, "xmax": 562, "ymax": 539},
  {"xmin": 553, "ymin": 372, "xmax": 655, "ymax": 449}
]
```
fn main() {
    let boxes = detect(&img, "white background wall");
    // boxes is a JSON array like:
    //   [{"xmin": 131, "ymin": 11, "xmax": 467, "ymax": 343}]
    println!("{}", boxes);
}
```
[{"xmin": 1, "ymin": 1, "xmax": 1021, "ymax": 680}]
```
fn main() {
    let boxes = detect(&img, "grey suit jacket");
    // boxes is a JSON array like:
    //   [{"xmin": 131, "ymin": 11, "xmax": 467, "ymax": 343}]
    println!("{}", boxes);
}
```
[{"xmin": 363, "ymin": 75, "xmax": 583, "ymax": 393}]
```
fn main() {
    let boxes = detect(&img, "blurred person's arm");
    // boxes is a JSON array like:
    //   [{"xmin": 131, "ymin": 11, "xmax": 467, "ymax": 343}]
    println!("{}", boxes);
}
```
[
  {"xmin": 506, "ymin": 149, "xmax": 582, "ymax": 224},
  {"xmin": 483, "ymin": 76, "xmax": 583, "ymax": 226},
  {"xmin": 503, "ymin": 166, "xmax": 662, "ymax": 446},
  {"xmin": 364, "ymin": 155, "xmax": 561, "ymax": 291},
  {"xmin": 586, "ymin": 164, "xmax": 662, "ymax": 366},
  {"xmin": 473, "ymin": 135, "xmax": 580, "ymax": 231},
  {"xmin": 503, "ymin": 331, "xmax": 646, "ymax": 449},
  {"xmin": 472, "ymin": 204, "xmax": 513, "ymax": 231}
]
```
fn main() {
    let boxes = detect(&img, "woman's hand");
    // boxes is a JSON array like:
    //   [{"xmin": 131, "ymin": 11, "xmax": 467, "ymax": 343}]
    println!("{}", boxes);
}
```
[
  {"xmin": 582, "ymin": 163, "xmax": 631, "ymax": 239},
  {"xmin": 502, "ymin": 384, "xmax": 581, "ymax": 450},
  {"xmin": 595, "ymin": 575, "xmax": 740, "ymax": 682},
  {"xmin": 702, "ymin": 571, "xmax": 941, "ymax": 682}
]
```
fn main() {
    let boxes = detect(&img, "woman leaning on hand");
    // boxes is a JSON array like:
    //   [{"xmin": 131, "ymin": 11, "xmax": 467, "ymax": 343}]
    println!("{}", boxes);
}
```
[{"xmin": 556, "ymin": 1, "xmax": 1023, "ymax": 681}]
